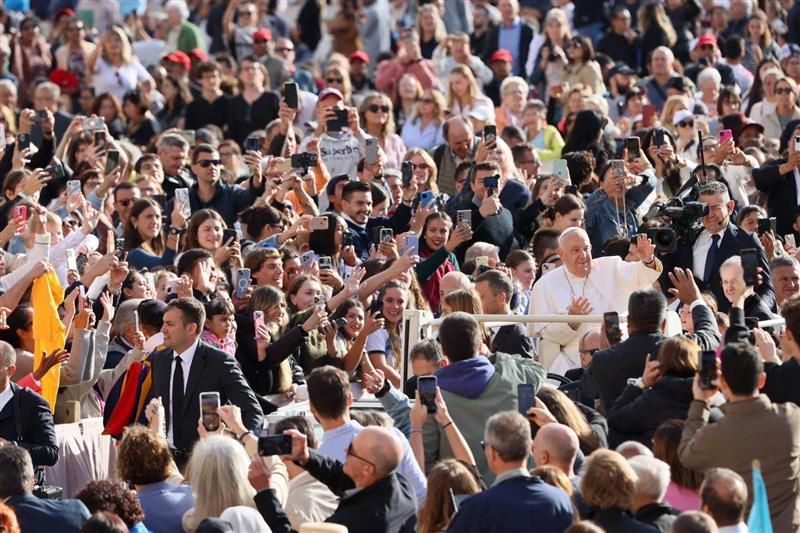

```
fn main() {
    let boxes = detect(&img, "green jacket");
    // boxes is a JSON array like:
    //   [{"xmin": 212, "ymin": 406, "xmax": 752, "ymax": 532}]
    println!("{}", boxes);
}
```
[
  {"xmin": 176, "ymin": 21, "xmax": 205, "ymax": 53},
  {"xmin": 422, "ymin": 352, "xmax": 546, "ymax": 484}
]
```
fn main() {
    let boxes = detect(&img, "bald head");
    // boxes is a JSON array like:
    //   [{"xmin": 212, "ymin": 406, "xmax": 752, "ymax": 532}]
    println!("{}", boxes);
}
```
[
  {"xmin": 616, "ymin": 440, "xmax": 654, "ymax": 459},
  {"xmin": 444, "ymin": 116, "xmax": 473, "ymax": 158},
  {"xmin": 532, "ymin": 423, "xmax": 579, "ymax": 475},
  {"xmin": 356, "ymin": 426, "xmax": 403, "ymax": 478},
  {"xmin": 440, "ymin": 272, "xmax": 472, "ymax": 304}
]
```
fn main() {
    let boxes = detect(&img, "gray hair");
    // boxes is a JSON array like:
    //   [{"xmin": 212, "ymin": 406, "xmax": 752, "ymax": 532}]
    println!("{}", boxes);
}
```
[
  {"xmin": 697, "ymin": 68, "xmax": 722, "ymax": 89},
  {"xmin": 113, "ymin": 299, "xmax": 144, "ymax": 337},
  {"xmin": 35, "ymin": 81, "xmax": 61, "ymax": 100},
  {"xmin": 0, "ymin": 447, "xmax": 34, "ymax": 498},
  {"xmin": 770, "ymin": 254, "xmax": 800, "ymax": 276},
  {"xmin": 719, "ymin": 255, "xmax": 742, "ymax": 272},
  {"xmin": 615, "ymin": 440, "xmax": 654, "ymax": 459},
  {"xmin": 165, "ymin": 0, "xmax": 190, "ymax": 20},
  {"xmin": 484, "ymin": 411, "xmax": 531, "ymax": 463},
  {"xmin": 697, "ymin": 180, "xmax": 730, "ymax": 201},
  {"xmin": 0, "ymin": 79, "xmax": 15, "ymax": 93},
  {"xmin": 628, "ymin": 455, "xmax": 671, "ymax": 502},
  {"xmin": 0, "ymin": 340, "xmax": 15, "ymax": 369},
  {"xmin": 157, "ymin": 133, "xmax": 189, "ymax": 151},
  {"xmin": 465, "ymin": 242, "xmax": 500, "ymax": 264}
]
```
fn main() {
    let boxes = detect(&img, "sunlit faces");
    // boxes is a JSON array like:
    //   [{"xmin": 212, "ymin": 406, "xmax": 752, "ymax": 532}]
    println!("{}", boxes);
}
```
[
  {"xmin": 381, "ymin": 287, "xmax": 407, "ymax": 324},
  {"xmin": 206, "ymin": 312, "xmax": 235, "ymax": 340},
  {"xmin": 255, "ymin": 257, "xmax": 284, "ymax": 289},
  {"xmin": 133, "ymin": 206, "xmax": 163, "ymax": 241},
  {"xmin": 512, "ymin": 259, "xmax": 536, "ymax": 290},
  {"xmin": 558, "ymin": 230, "xmax": 592, "ymax": 277},
  {"xmin": 342, "ymin": 305, "xmax": 365, "ymax": 338},
  {"xmin": 266, "ymin": 301, "xmax": 286, "ymax": 324},
  {"xmin": 424, "ymin": 217, "xmax": 452, "ymax": 250},
  {"xmin": 290, "ymin": 278, "xmax": 323, "ymax": 311},
  {"xmin": 553, "ymin": 208, "xmax": 585, "ymax": 233},
  {"xmin": 197, "ymin": 217, "xmax": 224, "ymax": 250}
]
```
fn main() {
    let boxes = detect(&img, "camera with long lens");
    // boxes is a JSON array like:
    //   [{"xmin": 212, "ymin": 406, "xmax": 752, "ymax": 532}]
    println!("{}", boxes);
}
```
[{"xmin": 643, "ymin": 184, "xmax": 708, "ymax": 253}]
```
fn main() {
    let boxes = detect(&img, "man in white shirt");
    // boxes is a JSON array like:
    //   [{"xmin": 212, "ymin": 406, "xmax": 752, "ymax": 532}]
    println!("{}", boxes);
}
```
[
  {"xmin": 700, "ymin": 468, "xmax": 749, "ymax": 533},
  {"xmin": 529, "ymin": 228, "xmax": 662, "ymax": 372},
  {"xmin": 308, "ymin": 366, "xmax": 427, "ymax": 504}
]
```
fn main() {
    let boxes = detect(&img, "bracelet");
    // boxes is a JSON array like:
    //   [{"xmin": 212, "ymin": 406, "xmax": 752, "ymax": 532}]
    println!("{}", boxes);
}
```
[
  {"xmin": 237, "ymin": 430, "xmax": 253, "ymax": 443},
  {"xmin": 441, "ymin": 421, "xmax": 453, "ymax": 430},
  {"xmin": 410, "ymin": 427, "xmax": 423, "ymax": 433},
  {"xmin": 642, "ymin": 256, "xmax": 656, "ymax": 265}
]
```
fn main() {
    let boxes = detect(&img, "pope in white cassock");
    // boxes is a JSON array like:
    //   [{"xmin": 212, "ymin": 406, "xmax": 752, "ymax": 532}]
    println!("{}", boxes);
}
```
[{"xmin": 528, "ymin": 227, "xmax": 662, "ymax": 374}]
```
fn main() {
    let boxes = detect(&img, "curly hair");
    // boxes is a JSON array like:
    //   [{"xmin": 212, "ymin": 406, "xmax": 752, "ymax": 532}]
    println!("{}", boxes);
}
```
[
  {"xmin": 117, "ymin": 425, "xmax": 172, "ymax": 485},
  {"xmin": 581, "ymin": 449, "xmax": 637, "ymax": 510},
  {"xmin": 76, "ymin": 480, "xmax": 145, "ymax": 528}
]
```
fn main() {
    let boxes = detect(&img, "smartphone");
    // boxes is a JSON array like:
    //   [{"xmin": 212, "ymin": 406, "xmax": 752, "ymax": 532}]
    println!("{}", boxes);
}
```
[
  {"xmin": 365, "ymin": 136, "xmax": 378, "ymax": 165},
  {"xmin": 403, "ymin": 234, "xmax": 419, "ymax": 256},
  {"xmin": 253, "ymin": 310, "xmax": 266, "ymax": 339},
  {"xmin": 517, "ymin": 383, "xmax": 535, "ymax": 417},
  {"xmin": 152, "ymin": 194, "xmax": 167, "ymax": 213},
  {"xmin": 309, "ymin": 216, "xmax": 330, "ymax": 231},
  {"xmin": 46, "ymin": 163, "xmax": 65, "ymax": 179},
  {"xmin": 483, "ymin": 124, "xmax": 497, "ymax": 143},
  {"xmin": 317, "ymin": 255, "xmax": 333, "ymax": 269},
  {"xmin": 625, "ymin": 136, "xmax": 641, "ymax": 160},
  {"xmin": 223, "ymin": 228, "xmax": 238, "ymax": 244},
  {"xmin": 553, "ymin": 159, "xmax": 569, "ymax": 182},
  {"xmin": 13, "ymin": 205, "xmax": 27, "ymax": 224},
  {"xmin": 418, "ymin": 375, "xmax": 437, "ymax": 414},
  {"xmin": 283, "ymin": 81, "xmax": 299, "ymax": 109},
  {"xmin": 420, "ymin": 191, "xmax": 434, "ymax": 207},
  {"xmin": 457, "ymin": 210, "xmax": 472, "ymax": 230},
  {"xmin": 244, "ymin": 136, "xmax": 261, "ymax": 152},
  {"xmin": 787, "ymin": 234, "xmax": 796, "ymax": 249},
  {"xmin": 199, "ymin": 391, "xmax": 221, "ymax": 432},
  {"xmin": 654, "ymin": 129, "xmax": 666, "ymax": 147},
  {"xmin": 642, "ymin": 104, "xmax": 656, "ymax": 127},
  {"xmin": 300, "ymin": 251, "xmax": 316, "ymax": 270},
  {"xmin": 258, "ymin": 434, "xmax": 293, "ymax": 456},
  {"xmin": 699, "ymin": 351, "xmax": 717, "ymax": 390},
  {"xmin": 741, "ymin": 248, "xmax": 758, "ymax": 287},
  {"xmin": 0, "ymin": 123, "xmax": 6, "ymax": 151},
  {"xmin": 105, "ymin": 149, "xmax": 120, "ymax": 174},
  {"xmin": 235, "ymin": 268, "xmax": 251, "ymax": 298},
  {"xmin": 93, "ymin": 130, "xmax": 104, "ymax": 147},
  {"xmin": 369, "ymin": 295, "xmax": 383, "ymax": 319},
  {"xmin": 380, "ymin": 227, "xmax": 394, "ymax": 243},
  {"xmin": 475, "ymin": 256, "xmax": 489, "ymax": 268},
  {"xmin": 114, "ymin": 238, "xmax": 126, "ymax": 260},
  {"xmin": 343, "ymin": 232, "xmax": 354, "ymax": 247},
  {"xmin": 67, "ymin": 179, "xmax": 82, "ymax": 197},
  {"xmin": 401, "ymin": 161, "xmax": 413, "ymax": 187},
  {"xmin": 327, "ymin": 108, "xmax": 349, "ymax": 132},
  {"xmin": 175, "ymin": 188, "xmax": 191, "ymax": 219},
  {"xmin": 133, "ymin": 309, "xmax": 140, "ymax": 333},
  {"xmin": 611, "ymin": 159, "xmax": 625, "ymax": 178},
  {"xmin": 719, "ymin": 129, "xmax": 733, "ymax": 144},
  {"xmin": 745, "ymin": 316, "xmax": 759, "ymax": 344},
  {"xmin": 483, "ymin": 174, "xmax": 499, "ymax": 191},
  {"xmin": 333, "ymin": 317, "xmax": 348, "ymax": 328},
  {"xmin": 17, "ymin": 133, "xmax": 30, "ymax": 151},
  {"xmin": 35, "ymin": 109, "xmax": 48, "ymax": 123},
  {"xmin": 66, "ymin": 248, "xmax": 78, "ymax": 271},
  {"xmin": 603, "ymin": 311, "xmax": 622, "ymax": 345}
]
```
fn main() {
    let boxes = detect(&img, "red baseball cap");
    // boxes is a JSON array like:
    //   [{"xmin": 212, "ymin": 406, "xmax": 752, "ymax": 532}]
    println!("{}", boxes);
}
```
[
  {"xmin": 164, "ymin": 51, "xmax": 191, "ymax": 71},
  {"xmin": 189, "ymin": 48, "xmax": 208, "ymax": 63},
  {"xmin": 252, "ymin": 28, "xmax": 272, "ymax": 42},
  {"xmin": 318, "ymin": 88, "xmax": 344, "ymax": 102},
  {"xmin": 491, "ymin": 49, "xmax": 513, "ymax": 63},
  {"xmin": 695, "ymin": 33, "xmax": 717, "ymax": 49},
  {"xmin": 349, "ymin": 50, "xmax": 370, "ymax": 64}
]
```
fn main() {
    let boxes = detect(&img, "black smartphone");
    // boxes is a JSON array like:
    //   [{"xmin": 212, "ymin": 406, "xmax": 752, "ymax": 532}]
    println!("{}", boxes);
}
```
[
  {"xmin": 401, "ymin": 161, "xmax": 413, "ymax": 187},
  {"xmin": 745, "ymin": 316, "xmax": 759, "ymax": 344},
  {"xmin": 603, "ymin": 311, "xmax": 622, "ymax": 345},
  {"xmin": 625, "ymin": 136, "xmax": 641, "ymax": 160},
  {"xmin": 36, "ymin": 109, "xmax": 48, "ymax": 123},
  {"xmin": 244, "ymin": 136, "xmax": 261, "ymax": 152},
  {"xmin": 284, "ymin": 81, "xmax": 299, "ymax": 109},
  {"xmin": 327, "ymin": 108, "xmax": 349, "ymax": 132},
  {"xmin": 114, "ymin": 238, "xmax": 126, "ymax": 260},
  {"xmin": 369, "ymin": 295, "xmax": 383, "ymax": 319},
  {"xmin": 199, "ymin": 392, "xmax": 221, "ymax": 432},
  {"xmin": 418, "ymin": 375, "xmax": 437, "ymax": 414},
  {"xmin": 741, "ymin": 248, "xmax": 758, "ymax": 287},
  {"xmin": 565, "ymin": 184, "xmax": 578, "ymax": 195},
  {"xmin": 17, "ymin": 133, "xmax": 30, "ymax": 151},
  {"xmin": 699, "ymin": 351, "xmax": 717, "ymax": 390},
  {"xmin": 483, "ymin": 124, "xmax": 497, "ymax": 143},
  {"xmin": 517, "ymin": 383, "xmax": 535, "ymax": 417},
  {"xmin": 223, "ymin": 228, "xmax": 238, "ymax": 244},
  {"xmin": 654, "ymin": 129, "xmax": 666, "ymax": 146},
  {"xmin": 343, "ymin": 232, "xmax": 354, "ymax": 247},
  {"xmin": 258, "ymin": 434, "xmax": 293, "ymax": 456},
  {"xmin": 152, "ymin": 194, "xmax": 167, "ymax": 212},
  {"xmin": 46, "ymin": 163, "xmax": 65, "ymax": 179},
  {"xmin": 105, "ymin": 149, "xmax": 120, "ymax": 174},
  {"xmin": 94, "ymin": 130, "xmax": 105, "ymax": 147},
  {"xmin": 757, "ymin": 217, "xmax": 777, "ymax": 236}
]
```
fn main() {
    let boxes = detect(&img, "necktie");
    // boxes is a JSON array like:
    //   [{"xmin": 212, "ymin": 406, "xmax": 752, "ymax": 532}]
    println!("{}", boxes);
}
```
[
  {"xmin": 703, "ymin": 234, "xmax": 721, "ymax": 284},
  {"xmin": 171, "ymin": 355, "xmax": 184, "ymax": 446}
]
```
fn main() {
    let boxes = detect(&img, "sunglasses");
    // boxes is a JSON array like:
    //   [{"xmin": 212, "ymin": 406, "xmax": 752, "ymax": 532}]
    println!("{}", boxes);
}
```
[
  {"xmin": 580, "ymin": 348, "xmax": 599, "ymax": 356},
  {"xmin": 117, "ymin": 198, "xmax": 135, "ymax": 207},
  {"xmin": 346, "ymin": 442, "xmax": 375, "ymax": 468},
  {"xmin": 198, "ymin": 159, "xmax": 222, "ymax": 168},
  {"xmin": 411, "ymin": 163, "xmax": 428, "ymax": 170},
  {"xmin": 369, "ymin": 104, "xmax": 390, "ymax": 113},
  {"xmin": 677, "ymin": 120, "xmax": 694, "ymax": 128},
  {"xmin": 569, "ymin": 41, "xmax": 583, "ymax": 48},
  {"xmin": 326, "ymin": 77, "xmax": 343, "ymax": 84},
  {"xmin": 776, "ymin": 87, "xmax": 794, "ymax": 95}
]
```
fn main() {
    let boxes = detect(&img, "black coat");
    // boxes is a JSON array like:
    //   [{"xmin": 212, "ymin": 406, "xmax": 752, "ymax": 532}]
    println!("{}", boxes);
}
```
[
  {"xmin": 0, "ymin": 383, "xmax": 58, "ymax": 468},
  {"xmin": 492, "ymin": 324, "xmax": 535, "ymax": 359},
  {"xmin": 585, "ymin": 507, "xmax": 660, "ymax": 533},
  {"xmin": 752, "ymin": 158, "xmax": 799, "ymax": 238},
  {"xmin": 256, "ymin": 450, "xmax": 417, "ymax": 533},
  {"xmin": 7, "ymin": 494, "xmax": 90, "ymax": 533},
  {"xmin": 453, "ymin": 200, "xmax": 518, "ymax": 264},
  {"xmin": 234, "ymin": 316, "xmax": 306, "ymax": 396},
  {"xmin": 580, "ymin": 304, "xmax": 720, "ymax": 415},
  {"xmin": 149, "ymin": 341, "xmax": 263, "ymax": 454},
  {"xmin": 635, "ymin": 502, "xmax": 679, "ymax": 533},
  {"xmin": 659, "ymin": 223, "xmax": 775, "ymax": 313},
  {"xmin": 480, "ymin": 22, "xmax": 534, "ymax": 77}
]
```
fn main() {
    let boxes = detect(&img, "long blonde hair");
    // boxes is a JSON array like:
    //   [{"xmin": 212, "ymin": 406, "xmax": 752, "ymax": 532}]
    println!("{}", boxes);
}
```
[
  {"xmin": 418, "ymin": 459, "xmax": 481, "ymax": 533},
  {"xmin": 417, "ymin": 4, "xmax": 446, "ymax": 43},
  {"xmin": 183, "ymin": 436, "xmax": 256, "ymax": 532},
  {"xmin": 410, "ymin": 88, "xmax": 447, "ymax": 126},
  {"xmin": 403, "ymin": 147, "xmax": 439, "ymax": 193},
  {"xmin": 447, "ymin": 64, "xmax": 480, "ymax": 110},
  {"xmin": 100, "ymin": 26, "xmax": 133, "ymax": 65},
  {"xmin": 359, "ymin": 91, "xmax": 396, "ymax": 144}
]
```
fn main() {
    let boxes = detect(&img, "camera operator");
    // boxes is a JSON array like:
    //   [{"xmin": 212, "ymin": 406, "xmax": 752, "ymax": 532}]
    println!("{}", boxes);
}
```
[{"xmin": 659, "ymin": 181, "xmax": 775, "ymax": 313}]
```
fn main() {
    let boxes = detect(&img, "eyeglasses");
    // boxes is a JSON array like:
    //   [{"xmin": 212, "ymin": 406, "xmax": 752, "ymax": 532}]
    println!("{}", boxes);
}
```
[
  {"xmin": 198, "ymin": 159, "xmax": 222, "ymax": 167},
  {"xmin": 677, "ymin": 120, "xmax": 694, "ymax": 128},
  {"xmin": 776, "ymin": 87, "xmax": 794, "ymax": 95},
  {"xmin": 411, "ymin": 163, "xmax": 428, "ymax": 170},
  {"xmin": 276, "ymin": 47, "xmax": 294, "ymax": 53},
  {"xmin": 346, "ymin": 442, "xmax": 375, "ymax": 468},
  {"xmin": 569, "ymin": 40, "xmax": 583, "ymax": 48},
  {"xmin": 580, "ymin": 348, "xmax": 598, "ymax": 356},
  {"xmin": 326, "ymin": 77, "xmax": 344, "ymax": 84},
  {"xmin": 117, "ymin": 198, "xmax": 135, "ymax": 207},
  {"xmin": 369, "ymin": 104, "xmax": 390, "ymax": 113}
]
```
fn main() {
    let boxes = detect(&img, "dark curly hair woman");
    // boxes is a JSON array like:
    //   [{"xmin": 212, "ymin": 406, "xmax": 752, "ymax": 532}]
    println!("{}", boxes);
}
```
[{"xmin": 76, "ymin": 480, "xmax": 145, "ymax": 530}]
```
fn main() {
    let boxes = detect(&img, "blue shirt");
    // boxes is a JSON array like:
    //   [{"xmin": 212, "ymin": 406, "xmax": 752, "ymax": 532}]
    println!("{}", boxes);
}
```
[
  {"xmin": 136, "ymin": 480, "xmax": 195, "ymax": 533},
  {"xmin": 498, "ymin": 17, "xmax": 523, "ymax": 74},
  {"xmin": 401, "ymin": 118, "xmax": 445, "ymax": 152}
]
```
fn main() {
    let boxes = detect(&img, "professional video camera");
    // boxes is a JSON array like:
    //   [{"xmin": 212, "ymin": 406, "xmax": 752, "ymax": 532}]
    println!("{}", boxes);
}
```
[{"xmin": 643, "ymin": 183, "xmax": 709, "ymax": 253}]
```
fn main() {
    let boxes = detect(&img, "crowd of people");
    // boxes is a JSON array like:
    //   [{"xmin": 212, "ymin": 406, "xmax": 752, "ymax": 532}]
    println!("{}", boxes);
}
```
[{"xmin": 1, "ymin": 0, "xmax": 800, "ymax": 532}]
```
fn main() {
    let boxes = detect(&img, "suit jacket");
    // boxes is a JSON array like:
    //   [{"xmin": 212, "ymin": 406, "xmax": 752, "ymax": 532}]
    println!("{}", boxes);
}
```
[
  {"xmin": 492, "ymin": 324, "xmax": 535, "ymax": 359},
  {"xmin": 580, "ymin": 303, "xmax": 720, "ymax": 414},
  {"xmin": 448, "ymin": 475, "xmax": 574, "ymax": 532},
  {"xmin": 30, "ymin": 110, "xmax": 73, "ymax": 147},
  {"xmin": 659, "ymin": 223, "xmax": 775, "ymax": 313},
  {"xmin": 150, "ymin": 341, "xmax": 263, "ymax": 453},
  {"xmin": 481, "ymin": 22, "xmax": 534, "ymax": 76},
  {"xmin": 0, "ymin": 383, "xmax": 58, "ymax": 468},
  {"xmin": 256, "ymin": 449, "xmax": 417, "ymax": 533},
  {"xmin": 7, "ymin": 494, "xmax": 90, "ymax": 533},
  {"xmin": 752, "ymin": 158, "xmax": 799, "ymax": 237}
]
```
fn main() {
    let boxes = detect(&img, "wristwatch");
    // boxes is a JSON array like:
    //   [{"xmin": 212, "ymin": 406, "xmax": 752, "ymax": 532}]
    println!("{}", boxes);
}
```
[
  {"xmin": 627, "ymin": 377, "xmax": 644, "ymax": 389},
  {"xmin": 168, "ymin": 226, "xmax": 187, "ymax": 235}
]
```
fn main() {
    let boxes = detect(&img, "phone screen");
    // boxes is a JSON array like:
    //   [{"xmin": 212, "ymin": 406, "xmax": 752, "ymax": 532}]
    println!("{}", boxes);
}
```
[
  {"xmin": 418, "ymin": 375, "xmax": 437, "ymax": 413},
  {"xmin": 517, "ymin": 384, "xmax": 535, "ymax": 417},
  {"xmin": 258, "ymin": 435, "xmax": 293, "ymax": 456},
  {"xmin": 199, "ymin": 392, "xmax": 221, "ymax": 431},
  {"xmin": 105, "ymin": 150, "xmax": 120, "ymax": 174},
  {"xmin": 741, "ymin": 248, "xmax": 758, "ymax": 286},
  {"xmin": 699, "ymin": 351, "xmax": 717, "ymax": 389},
  {"xmin": 284, "ymin": 82, "xmax": 299, "ymax": 109},
  {"xmin": 235, "ymin": 268, "xmax": 251, "ymax": 298},
  {"xmin": 625, "ymin": 137, "xmax": 641, "ymax": 160},
  {"xmin": 603, "ymin": 312, "xmax": 622, "ymax": 345}
]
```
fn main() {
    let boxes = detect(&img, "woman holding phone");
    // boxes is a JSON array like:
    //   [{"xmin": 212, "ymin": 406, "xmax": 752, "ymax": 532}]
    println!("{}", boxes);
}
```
[
  {"xmin": 124, "ymin": 198, "xmax": 185, "ymax": 269},
  {"xmin": 182, "ymin": 209, "xmax": 242, "ymax": 273},
  {"xmin": 329, "ymin": 299, "xmax": 385, "ymax": 374},
  {"xmin": 366, "ymin": 280, "xmax": 408, "ymax": 388},
  {"xmin": 415, "ymin": 212, "xmax": 470, "ymax": 311}
]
